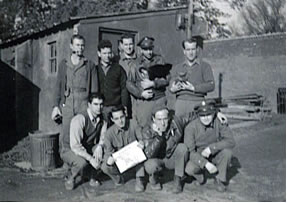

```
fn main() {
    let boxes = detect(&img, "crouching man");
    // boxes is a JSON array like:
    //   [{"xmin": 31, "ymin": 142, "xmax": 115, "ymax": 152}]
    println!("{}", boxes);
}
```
[
  {"xmin": 61, "ymin": 93, "xmax": 107, "ymax": 190},
  {"xmin": 184, "ymin": 100, "xmax": 235, "ymax": 192},
  {"xmin": 136, "ymin": 105, "xmax": 189, "ymax": 194},
  {"xmin": 101, "ymin": 105, "xmax": 143, "ymax": 186}
]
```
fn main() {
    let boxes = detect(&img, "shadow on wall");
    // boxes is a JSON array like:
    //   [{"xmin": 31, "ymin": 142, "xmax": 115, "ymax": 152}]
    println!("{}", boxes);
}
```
[{"xmin": 0, "ymin": 60, "xmax": 40, "ymax": 153}]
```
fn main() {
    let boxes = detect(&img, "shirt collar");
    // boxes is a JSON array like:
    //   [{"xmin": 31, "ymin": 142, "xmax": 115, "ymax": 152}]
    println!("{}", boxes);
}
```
[
  {"xmin": 121, "ymin": 52, "xmax": 137, "ymax": 61},
  {"xmin": 115, "ymin": 119, "xmax": 130, "ymax": 133},
  {"xmin": 87, "ymin": 108, "xmax": 101, "ymax": 124},
  {"xmin": 184, "ymin": 58, "xmax": 200, "ymax": 68},
  {"xmin": 66, "ymin": 56, "xmax": 87, "ymax": 68}
]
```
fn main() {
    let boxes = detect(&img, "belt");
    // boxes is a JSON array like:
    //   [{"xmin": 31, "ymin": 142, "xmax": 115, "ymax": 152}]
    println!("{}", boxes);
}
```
[{"xmin": 69, "ymin": 87, "xmax": 87, "ymax": 93}]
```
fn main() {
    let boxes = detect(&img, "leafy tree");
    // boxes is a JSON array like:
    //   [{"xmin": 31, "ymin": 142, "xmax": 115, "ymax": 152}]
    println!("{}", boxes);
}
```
[{"xmin": 231, "ymin": 0, "xmax": 286, "ymax": 36}]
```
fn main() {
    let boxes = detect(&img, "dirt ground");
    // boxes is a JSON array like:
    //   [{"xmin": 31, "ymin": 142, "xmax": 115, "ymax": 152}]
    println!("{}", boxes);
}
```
[{"xmin": 0, "ymin": 114, "xmax": 285, "ymax": 202}]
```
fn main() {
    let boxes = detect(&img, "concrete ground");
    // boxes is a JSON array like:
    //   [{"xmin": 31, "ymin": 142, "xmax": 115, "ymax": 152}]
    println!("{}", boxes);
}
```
[{"xmin": 0, "ymin": 114, "xmax": 285, "ymax": 201}]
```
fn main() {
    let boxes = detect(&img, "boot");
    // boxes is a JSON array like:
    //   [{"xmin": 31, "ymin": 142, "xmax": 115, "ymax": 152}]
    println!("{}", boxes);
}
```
[
  {"xmin": 193, "ymin": 174, "xmax": 204, "ymax": 186},
  {"xmin": 65, "ymin": 177, "xmax": 75, "ymax": 190},
  {"xmin": 149, "ymin": 174, "xmax": 162, "ymax": 190},
  {"xmin": 214, "ymin": 178, "xmax": 226, "ymax": 192},
  {"xmin": 114, "ymin": 175, "xmax": 124, "ymax": 186},
  {"xmin": 135, "ymin": 177, "xmax": 145, "ymax": 192},
  {"xmin": 172, "ymin": 175, "xmax": 183, "ymax": 194}
]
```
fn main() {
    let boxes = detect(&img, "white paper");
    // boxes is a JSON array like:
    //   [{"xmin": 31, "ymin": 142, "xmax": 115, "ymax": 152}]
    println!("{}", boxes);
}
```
[{"xmin": 112, "ymin": 140, "xmax": 147, "ymax": 173}]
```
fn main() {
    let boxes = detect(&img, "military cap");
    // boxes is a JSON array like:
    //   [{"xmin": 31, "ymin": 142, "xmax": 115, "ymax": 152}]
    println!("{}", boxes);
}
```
[
  {"xmin": 137, "ymin": 36, "xmax": 154, "ymax": 49},
  {"xmin": 151, "ymin": 103, "xmax": 169, "ymax": 116},
  {"xmin": 195, "ymin": 100, "xmax": 218, "ymax": 116}
]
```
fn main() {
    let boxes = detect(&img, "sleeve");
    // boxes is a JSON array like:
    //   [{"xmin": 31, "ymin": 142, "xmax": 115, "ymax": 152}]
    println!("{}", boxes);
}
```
[
  {"xmin": 208, "ymin": 122, "xmax": 236, "ymax": 154},
  {"xmin": 90, "ymin": 61, "xmax": 99, "ymax": 93},
  {"xmin": 126, "ymin": 66, "xmax": 143, "ymax": 98},
  {"xmin": 103, "ymin": 130, "xmax": 115, "ymax": 161},
  {"xmin": 193, "ymin": 62, "xmax": 215, "ymax": 93},
  {"xmin": 184, "ymin": 123, "xmax": 208, "ymax": 169},
  {"xmin": 70, "ymin": 115, "xmax": 93, "ymax": 161},
  {"xmin": 168, "ymin": 64, "xmax": 179, "ymax": 94},
  {"xmin": 142, "ymin": 129, "xmax": 164, "ymax": 159},
  {"xmin": 120, "ymin": 66, "xmax": 130, "ymax": 108},
  {"xmin": 52, "ymin": 60, "xmax": 65, "ymax": 108}
]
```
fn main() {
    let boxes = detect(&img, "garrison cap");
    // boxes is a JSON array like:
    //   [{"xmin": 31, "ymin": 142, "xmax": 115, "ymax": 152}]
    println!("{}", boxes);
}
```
[
  {"xmin": 137, "ymin": 36, "xmax": 154, "ymax": 49},
  {"xmin": 195, "ymin": 100, "xmax": 218, "ymax": 116}
]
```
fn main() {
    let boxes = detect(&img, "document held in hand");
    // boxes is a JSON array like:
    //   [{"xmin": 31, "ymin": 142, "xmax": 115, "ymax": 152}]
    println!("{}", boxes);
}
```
[{"xmin": 112, "ymin": 140, "xmax": 147, "ymax": 173}]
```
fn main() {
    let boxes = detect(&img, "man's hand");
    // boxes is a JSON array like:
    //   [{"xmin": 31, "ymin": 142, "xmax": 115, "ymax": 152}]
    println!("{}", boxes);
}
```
[
  {"xmin": 170, "ymin": 81, "xmax": 182, "ymax": 93},
  {"xmin": 205, "ymin": 162, "xmax": 218, "ymax": 174},
  {"xmin": 201, "ymin": 147, "xmax": 211, "ymax": 158},
  {"xmin": 93, "ymin": 145, "xmax": 103, "ymax": 163},
  {"xmin": 107, "ymin": 156, "xmax": 115, "ymax": 166},
  {"xmin": 137, "ymin": 140, "xmax": 145, "ymax": 149},
  {"xmin": 141, "ymin": 89, "xmax": 154, "ymax": 99},
  {"xmin": 89, "ymin": 157, "xmax": 101, "ymax": 170},
  {"xmin": 217, "ymin": 112, "xmax": 228, "ymax": 124},
  {"xmin": 51, "ymin": 106, "xmax": 62, "ymax": 121},
  {"xmin": 181, "ymin": 81, "xmax": 195, "ymax": 91},
  {"xmin": 141, "ymin": 79, "xmax": 154, "ymax": 90}
]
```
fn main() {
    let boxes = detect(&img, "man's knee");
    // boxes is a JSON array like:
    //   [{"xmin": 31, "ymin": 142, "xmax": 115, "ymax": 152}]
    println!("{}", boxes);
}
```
[
  {"xmin": 74, "ymin": 156, "xmax": 88, "ymax": 169},
  {"xmin": 221, "ymin": 149, "xmax": 233, "ymax": 160},
  {"xmin": 175, "ymin": 143, "xmax": 188, "ymax": 156},
  {"xmin": 185, "ymin": 161, "xmax": 201, "ymax": 176},
  {"xmin": 144, "ymin": 159, "xmax": 162, "ymax": 174}
]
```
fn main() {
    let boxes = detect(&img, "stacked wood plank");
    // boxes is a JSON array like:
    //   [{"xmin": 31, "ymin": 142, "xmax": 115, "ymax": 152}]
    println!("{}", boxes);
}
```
[{"xmin": 219, "ymin": 94, "xmax": 272, "ymax": 122}]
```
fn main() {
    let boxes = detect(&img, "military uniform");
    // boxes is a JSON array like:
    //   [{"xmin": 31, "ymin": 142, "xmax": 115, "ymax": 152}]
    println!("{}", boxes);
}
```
[
  {"xmin": 53, "ymin": 57, "xmax": 98, "ymax": 153},
  {"xmin": 184, "ymin": 101, "xmax": 235, "ymax": 184},
  {"xmin": 126, "ymin": 36, "xmax": 170, "ymax": 127}
]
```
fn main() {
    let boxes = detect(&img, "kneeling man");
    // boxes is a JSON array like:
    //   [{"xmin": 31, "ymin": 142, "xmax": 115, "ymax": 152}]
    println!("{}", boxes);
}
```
[
  {"xmin": 137, "ymin": 105, "xmax": 189, "ymax": 194},
  {"xmin": 62, "ymin": 93, "xmax": 107, "ymax": 190},
  {"xmin": 184, "ymin": 100, "xmax": 235, "ymax": 192}
]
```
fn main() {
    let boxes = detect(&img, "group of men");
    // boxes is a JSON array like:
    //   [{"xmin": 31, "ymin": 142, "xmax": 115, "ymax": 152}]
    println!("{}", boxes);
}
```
[{"xmin": 51, "ymin": 33, "xmax": 236, "ymax": 194}]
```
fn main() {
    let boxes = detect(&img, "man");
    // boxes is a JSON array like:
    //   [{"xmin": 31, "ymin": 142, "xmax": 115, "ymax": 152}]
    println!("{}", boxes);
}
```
[
  {"xmin": 170, "ymin": 37, "xmax": 215, "ymax": 117},
  {"xmin": 51, "ymin": 34, "xmax": 99, "ymax": 155},
  {"xmin": 126, "ymin": 36, "xmax": 170, "ymax": 127},
  {"xmin": 61, "ymin": 93, "xmax": 107, "ymax": 190},
  {"xmin": 137, "ymin": 105, "xmax": 189, "ymax": 194},
  {"xmin": 101, "ymin": 105, "xmax": 143, "ymax": 188},
  {"xmin": 184, "ymin": 100, "xmax": 235, "ymax": 192},
  {"xmin": 97, "ymin": 40, "xmax": 130, "ymax": 124},
  {"xmin": 118, "ymin": 33, "xmax": 138, "ymax": 118}
]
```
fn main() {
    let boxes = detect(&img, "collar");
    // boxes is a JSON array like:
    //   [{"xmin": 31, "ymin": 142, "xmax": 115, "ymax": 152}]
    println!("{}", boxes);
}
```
[
  {"xmin": 115, "ymin": 119, "xmax": 130, "ymax": 133},
  {"xmin": 66, "ymin": 55, "xmax": 87, "ymax": 68},
  {"xmin": 87, "ymin": 108, "xmax": 101, "ymax": 124},
  {"xmin": 184, "ymin": 58, "xmax": 200, "ymax": 68},
  {"xmin": 121, "ymin": 52, "xmax": 137, "ymax": 61}
]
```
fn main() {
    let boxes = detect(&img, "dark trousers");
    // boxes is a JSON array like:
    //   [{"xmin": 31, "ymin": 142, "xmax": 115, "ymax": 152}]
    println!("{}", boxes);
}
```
[
  {"xmin": 138, "ymin": 143, "xmax": 189, "ymax": 178},
  {"xmin": 185, "ymin": 149, "xmax": 233, "ymax": 182}
]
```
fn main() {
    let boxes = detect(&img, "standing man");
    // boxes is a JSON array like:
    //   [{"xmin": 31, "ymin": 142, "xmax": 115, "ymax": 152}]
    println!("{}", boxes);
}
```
[
  {"xmin": 137, "ymin": 105, "xmax": 189, "ymax": 194},
  {"xmin": 118, "ymin": 33, "xmax": 138, "ymax": 118},
  {"xmin": 101, "ymin": 105, "xmax": 143, "ymax": 187},
  {"xmin": 51, "ymin": 34, "xmax": 99, "ymax": 157},
  {"xmin": 170, "ymin": 37, "xmax": 215, "ymax": 117},
  {"xmin": 62, "ymin": 93, "xmax": 107, "ymax": 190},
  {"xmin": 97, "ymin": 40, "xmax": 130, "ymax": 124},
  {"xmin": 184, "ymin": 100, "xmax": 235, "ymax": 192},
  {"xmin": 126, "ymin": 36, "xmax": 170, "ymax": 127}
]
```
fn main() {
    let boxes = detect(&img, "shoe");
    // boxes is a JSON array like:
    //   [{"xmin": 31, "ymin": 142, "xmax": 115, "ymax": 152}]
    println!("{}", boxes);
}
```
[
  {"xmin": 214, "ymin": 178, "xmax": 226, "ymax": 192},
  {"xmin": 135, "ymin": 177, "xmax": 145, "ymax": 192},
  {"xmin": 172, "ymin": 175, "xmax": 183, "ymax": 194},
  {"xmin": 89, "ymin": 178, "xmax": 101, "ymax": 187},
  {"xmin": 114, "ymin": 175, "xmax": 125, "ymax": 186},
  {"xmin": 149, "ymin": 174, "xmax": 162, "ymax": 190},
  {"xmin": 65, "ymin": 177, "xmax": 75, "ymax": 190},
  {"xmin": 193, "ymin": 174, "xmax": 204, "ymax": 186}
]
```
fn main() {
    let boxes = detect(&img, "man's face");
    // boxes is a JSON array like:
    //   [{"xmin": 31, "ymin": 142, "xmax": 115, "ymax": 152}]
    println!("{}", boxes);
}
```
[
  {"xmin": 152, "ymin": 109, "xmax": 169, "ymax": 132},
  {"xmin": 98, "ymin": 47, "xmax": 112, "ymax": 64},
  {"xmin": 121, "ymin": 38, "xmax": 134, "ymax": 56},
  {"xmin": 183, "ymin": 41, "xmax": 197, "ymax": 62},
  {"xmin": 111, "ymin": 110, "xmax": 126, "ymax": 129},
  {"xmin": 141, "ymin": 48, "xmax": 153, "ymax": 60},
  {"xmin": 88, "ymin": 98, "xmax": 103, "ymax": 117},
  {"xmin": 70, "ymin": 38, "xmax": 85, "ymax": 57},
  {"xmin": 199, "ymin": 114, "xmax": 214, "ymax": 126}
]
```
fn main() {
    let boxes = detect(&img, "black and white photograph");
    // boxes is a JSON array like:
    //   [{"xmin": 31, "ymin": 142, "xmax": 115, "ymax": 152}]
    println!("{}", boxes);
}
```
[{"xmin": 0, "ymin": 0, "xmax": 285, "ymax": 201}]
